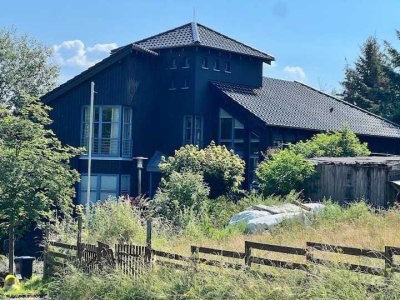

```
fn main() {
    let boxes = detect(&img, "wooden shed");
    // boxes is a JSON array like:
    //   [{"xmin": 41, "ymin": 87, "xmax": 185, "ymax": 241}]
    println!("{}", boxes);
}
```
[{"xmin": 306, "ymin": 156, "xmax": 400, "ymax": 207}]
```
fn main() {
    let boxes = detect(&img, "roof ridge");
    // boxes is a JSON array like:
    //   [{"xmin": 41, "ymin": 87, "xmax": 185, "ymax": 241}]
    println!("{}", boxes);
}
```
[
  {"xmin": 196, "ymin": 23, "xmax": 275, "ymax": 61},
  {"xmin": 294, "ymin": 81, "xmax": 400, "ymax": 129},
  {"xmin": 134, "ymin": 22, "xmax": 194, "ymax": 45},
  {"xmin": 191, "ymin": 22, "xmax": 201, "ymax": 43}
]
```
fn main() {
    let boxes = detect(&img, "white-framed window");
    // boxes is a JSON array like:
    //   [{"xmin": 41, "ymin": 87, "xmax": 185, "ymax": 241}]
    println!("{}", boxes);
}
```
[
  {"xmin": 170, "ymin": 58, "xmax": 177, "ymax": 69},
  {"xmin": 122, "ymin": 107, "xmax": 132, "ymax": 157},
  {"xmin": 183, "ymin": 115, "xmax": 203, "ymax": 147},
  {"xmin": 202, "ymin": 57, "xmax": 208, "ymax": 69},
  {"xmin": 219, "ymin": 108, "xmax": 245, "ymax": 157},
  {"xmin": 181, "ymin": 79, "xmax": 189, "ymax": 89},
  {"xmin": 169, "ymin": 80, "xmax": 176, "ymax": 90},
  {"xmin": 81, "ymin": 106, "xmax": 132, "ymax": 157},
  {"xmin": 79, "ymin": 174, "xmax": 131, "ymax": 204},
  {"xmin": 182, "ymin": 56, "xmax": 190, "ymax": 68},
  {"xmin": 213, "ymin": 59, "xmax": 220, "ymax": 71}
]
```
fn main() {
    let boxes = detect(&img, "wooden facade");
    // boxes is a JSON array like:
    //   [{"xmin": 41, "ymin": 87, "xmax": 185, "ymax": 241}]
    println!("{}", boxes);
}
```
[
  {"xmin": 307, "ymin": 157, "xmax": 400, "ymax": 207},
  {"xmin": 42, "ymin": 23, "xmax": 400, "ymax": 202}
]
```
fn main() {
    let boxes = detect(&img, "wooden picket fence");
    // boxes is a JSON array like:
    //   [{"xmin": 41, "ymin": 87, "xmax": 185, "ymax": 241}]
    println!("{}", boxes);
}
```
[{"xmin": 44, "ymin": 217, "xmax": 400, "ymax": 279}]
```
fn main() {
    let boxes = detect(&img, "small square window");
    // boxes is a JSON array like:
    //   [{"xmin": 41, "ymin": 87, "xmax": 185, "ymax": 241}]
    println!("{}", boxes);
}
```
[
  {"xmin": 202, "ymin": 57, "xmax": 208, "ymax": 69},
  {"xmin": 182, "ymin": 56, "xmax": 190, "ymax": 68},
  {"xmin": 170, "ymin": 58, "xmax": 177, "ymax": 69},
  {"xmin": 225, "ymin": 61, "xmax": 231, "ymax": 73},
  {"xmin": 181, "ymin": 79, "xmax": 189, "ymax": 89},
  {"xmin": 213, "ymin": 59, "xmax": 220, "ymax": 71}
]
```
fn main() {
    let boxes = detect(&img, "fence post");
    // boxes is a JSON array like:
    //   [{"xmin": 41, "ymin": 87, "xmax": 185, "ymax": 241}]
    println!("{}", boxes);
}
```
[
  {"xmin": 43, "ymin": 223, "xmax": 50, "ymax": 278},
  {"xmin": 244, "ymin": 241, "xmax": 252, "ymax": 268},
  {"xmin": 191, "ymin": 246, "xmax": 199, "ymax": 270},
  {"xmin": 77, "ymin": 214, "xmax": 83, "ymax": 262},
  {"xmin": 145, "ymin": 219, "xmax": 152, "ymax": 263},
  {"xmin": 384, "ymin": 246, "xmax": 393, "ymax": 279},
  {"xmin": 305, "ymin": 242, "xmax": 314, "ymax": 263}
]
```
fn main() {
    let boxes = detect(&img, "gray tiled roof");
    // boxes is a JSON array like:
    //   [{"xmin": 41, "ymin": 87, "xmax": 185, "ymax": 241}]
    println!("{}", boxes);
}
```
[
  {"xmin": 212, "ymin": 78, "xmax": 400, "ymax": 139},
  {"xmin": 133, "ymin": 22, "xmax": 274, "ymax": 62}
]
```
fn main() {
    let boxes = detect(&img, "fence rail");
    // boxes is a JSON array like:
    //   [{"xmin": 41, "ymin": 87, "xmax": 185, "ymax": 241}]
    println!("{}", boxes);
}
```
[{"xmin": 44, "ymin": 217, "xmax": 400, "ymax": 279}]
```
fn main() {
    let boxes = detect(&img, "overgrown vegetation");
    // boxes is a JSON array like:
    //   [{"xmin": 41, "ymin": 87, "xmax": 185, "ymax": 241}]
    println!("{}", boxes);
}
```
[
  {"xmin": 159, "ymin": 142, "xmax": 245, "ymax": 198},
  {"xmin": 47, "ymin": 200, "xmax": 400, "ymax": 300},
  {"xmin": 256, "ymin": 125, "xmax": 370, "ymax": 196}
]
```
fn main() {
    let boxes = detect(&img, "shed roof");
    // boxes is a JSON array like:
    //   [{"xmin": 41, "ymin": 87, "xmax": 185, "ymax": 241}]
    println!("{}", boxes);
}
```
[
  {"xmin": 117, "ymin": 22, "xmax": 274, "ymax": 62},
  {"xmin": 308, "ymin": 156, "xmax": 400, "ymax": 166},
  {"xmin": 212, "ymin": 78, "xmax": 400, "ymax": 139}
]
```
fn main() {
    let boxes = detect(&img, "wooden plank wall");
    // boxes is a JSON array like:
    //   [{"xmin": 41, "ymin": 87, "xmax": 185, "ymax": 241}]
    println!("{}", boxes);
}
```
[{"xmin": 309, "ymin": 165, "xmax": 390, "ymax": 207}]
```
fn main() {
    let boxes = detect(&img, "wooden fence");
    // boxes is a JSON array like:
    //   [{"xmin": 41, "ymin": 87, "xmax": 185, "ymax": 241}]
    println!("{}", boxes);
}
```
[{"xmin": 45, "ymin": 217, "xmax": 400, "ymax": 279}]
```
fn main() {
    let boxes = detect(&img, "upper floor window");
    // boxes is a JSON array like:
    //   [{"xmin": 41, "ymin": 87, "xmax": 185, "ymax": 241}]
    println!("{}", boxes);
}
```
[
  {"xmin": 225, "ymin": 61, "xmax": 231, "ymax": 73},
  {"xmin": 182, "ymin": 56, "xmax": 190, "ymax": 68},
  {"xmin": 170, "ymin": 58, "xmax": 177, "ymax": 69},
  {"xmin": 81, "ymin": 106, "xmax": 132, "ymax": 157},
  {"xmin": 181, "ymin": 79, "xmax": 189, "ymax": 89},
  {"xmin": 202, "ymin": 57, "xmax": 208, "ymax": 69},
  {"xmin": 219, "ymin": 108, "xmax": 244, "ymax": 157},
  {"xmin": 183, "ymin": 115, "xmax": 203, "ymax": 147},
  {"xmin": 213, "ymin": 59, "xmax": 220, "ymax": 71}
]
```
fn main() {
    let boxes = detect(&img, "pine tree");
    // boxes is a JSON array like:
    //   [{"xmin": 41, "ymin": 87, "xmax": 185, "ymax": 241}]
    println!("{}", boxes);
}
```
[{"xmin": 341, "ymin": 37, "xmax": 391, "ymax": 117}]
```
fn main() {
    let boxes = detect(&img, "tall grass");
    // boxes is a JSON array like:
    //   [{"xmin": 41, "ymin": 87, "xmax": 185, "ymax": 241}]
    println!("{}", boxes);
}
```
[{"xmin": 47, "ymin": 264, "xmax": 400, "ymax": 300}]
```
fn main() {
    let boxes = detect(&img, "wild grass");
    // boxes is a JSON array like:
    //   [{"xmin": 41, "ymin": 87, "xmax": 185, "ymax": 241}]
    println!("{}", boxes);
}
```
[{"xmin": 46, "ymin": 196, "xmax": 400, "ymax": 299}]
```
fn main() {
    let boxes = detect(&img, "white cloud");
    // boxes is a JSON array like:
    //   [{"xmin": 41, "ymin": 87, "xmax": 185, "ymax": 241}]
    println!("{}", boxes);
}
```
[
  {"xmin": 52, "ymin": 40, "xmax": 118, "ymax": 69},
  {"xmin": 283, "ymin": 66, "xmax": 306, "ymax": 81}
]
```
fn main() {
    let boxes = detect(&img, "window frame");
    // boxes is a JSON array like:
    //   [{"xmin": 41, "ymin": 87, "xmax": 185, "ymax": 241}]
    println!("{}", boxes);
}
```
[
  {"xmin": 201, "ymin": 57, "xmax": 209, "ymax": 69},
  {"xmin": 182, "ymin": 56, "xmax": 190, "ymax": 69},
  {"xmin": 218, "ymin": 108, "xmax": 245, "ymax": 157},
  {"xmin": 213, "ymin": 59, "xmax": 220, "ymax": 71},
  {"xmin": 170, "ymin": 58, "xmax": 177, "ymax": 69},
  {"xmin": 79, "ymin": 173, "xmax": 124, "ymax": 204},
  {"xmin": 183, "ymin": 115, "xmax": 204, "ymax": 147},
  {"xmin": 225, "ymin": 61, "xmax": 231, "ymax": 73},
  {"xmin": 81, "ymin": 105, "xmax": 132, "ymax": 158}
]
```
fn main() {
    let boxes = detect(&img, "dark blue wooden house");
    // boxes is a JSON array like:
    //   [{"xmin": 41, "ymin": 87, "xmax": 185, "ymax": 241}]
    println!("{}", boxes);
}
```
[{"xmin": 42, "ymin": 22, "xmax": 400, "ymax": 203}]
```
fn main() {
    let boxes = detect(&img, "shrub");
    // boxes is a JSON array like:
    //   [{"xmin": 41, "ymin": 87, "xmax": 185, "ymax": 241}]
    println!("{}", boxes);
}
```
[
  {"xmin": 152, "ymin": 171, "xmax": 210, "ymax": 222},
  {"xmin": 291, "ymin": 124, "xmax": 370, "ymax": 158},
  {"xmin": 256, "ymin": 149, "xmax": 315, "ymax": 196},
  {"xmin": 159, "ymin": 142, "xmax": 245, "ymax": 198}
]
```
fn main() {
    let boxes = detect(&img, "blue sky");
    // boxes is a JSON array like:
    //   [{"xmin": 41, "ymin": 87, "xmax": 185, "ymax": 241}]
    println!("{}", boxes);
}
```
[{"xmin": 1, "ymin": 1, "xmax": 400, "ymax": 92}]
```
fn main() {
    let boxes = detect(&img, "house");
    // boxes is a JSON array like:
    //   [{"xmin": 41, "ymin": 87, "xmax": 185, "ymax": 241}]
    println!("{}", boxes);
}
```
[
  {"xmin": 42, "ymin": 22, "xmax": 400, "ymax": 203},
  {"xmin": 307, "ymin": 156, "xmax": 400, "ymax": 207}
]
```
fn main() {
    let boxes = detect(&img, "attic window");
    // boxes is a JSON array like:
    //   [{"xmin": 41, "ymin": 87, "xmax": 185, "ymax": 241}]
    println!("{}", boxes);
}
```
[
  {"xmin": 170, "ymin": 58, "xmax": 177, "ymax": 69},
  {"xmin": 182, "ymin": 56, "xmax": 190, "ymax": 68},
  {"xmin": 181, "ymin": 79, "xmax": 189, "ymax": 90},
  {"xmin": 225, "ymin": 61, "xmax": 231, "ymax": 73},
  {"xmin": 202, "ymin": 57, "xmax": 208, "ymax": 69},
  {"xmin": 213, "ymin": 59, "xmax": 220, "ymax": 71}
]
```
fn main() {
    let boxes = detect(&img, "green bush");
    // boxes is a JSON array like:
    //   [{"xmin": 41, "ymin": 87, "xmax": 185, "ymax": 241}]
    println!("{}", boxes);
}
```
[
  {"xmin": 256, "ymin": 149, "xmax": 315, "ymax": 196},
  {"xmin": 152, "ymin": 171, "xmax": 210, "ymax": 222},
  {"xmin": 159, "ymin": 142, "xmax": 245, "ymax": 198},
  {"xmin": 291, "ymin": 124, "xmax": 371, "ymax": 158}
]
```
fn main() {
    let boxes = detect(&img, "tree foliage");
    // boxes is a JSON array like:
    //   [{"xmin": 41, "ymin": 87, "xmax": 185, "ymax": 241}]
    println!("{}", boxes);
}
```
[
  {"xmin": 291, "ymin": 125, "xmax": 371, "ymax": 158},
  {"xmin": 159, "ymin": 142, "xmax": 245, "ymax": 198},
  {"xmin": 341, "ymin": 34, "xmax": 400, "ymax": 123},
  {"xmin": 151, "ymin": 171, "xmax": 210, "ymax": 222},
  {"xmin": 0, "ymin": 28, "xmax": 59, "ymax": 110},
  {"xmin": 256, "ymin": 149, "xmax": 315, "ymax": 197},
  {"xmin": 0, "ymin": 97, "xmax": 80, "ymax": 272}
]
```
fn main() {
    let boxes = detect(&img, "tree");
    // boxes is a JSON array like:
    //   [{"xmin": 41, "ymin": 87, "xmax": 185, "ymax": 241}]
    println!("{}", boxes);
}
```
[
  {"xmin": 341, "ymin": 37, "xmax": 392, "ymax": 118},
  {"xmin": 384, "ymin": 30, "xmax": 400, "ymax": 123},
  {"xmin": 159, "ymin": 142, "xmax": 245, "ymax": 198},
  {"xmin": 0, "ymin": 28, "xmax": 59, "ymax": 110},
  {"xmin": 291, "ymin": 125, "xmax": 370, "ymax": 158},
  {"xmin": 0, "ymin": 97, "xmax": 80, "ymax": 274},
  {"xmin": 256, "ymin": 149, "xmax": 315, "ymax": 197}
]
